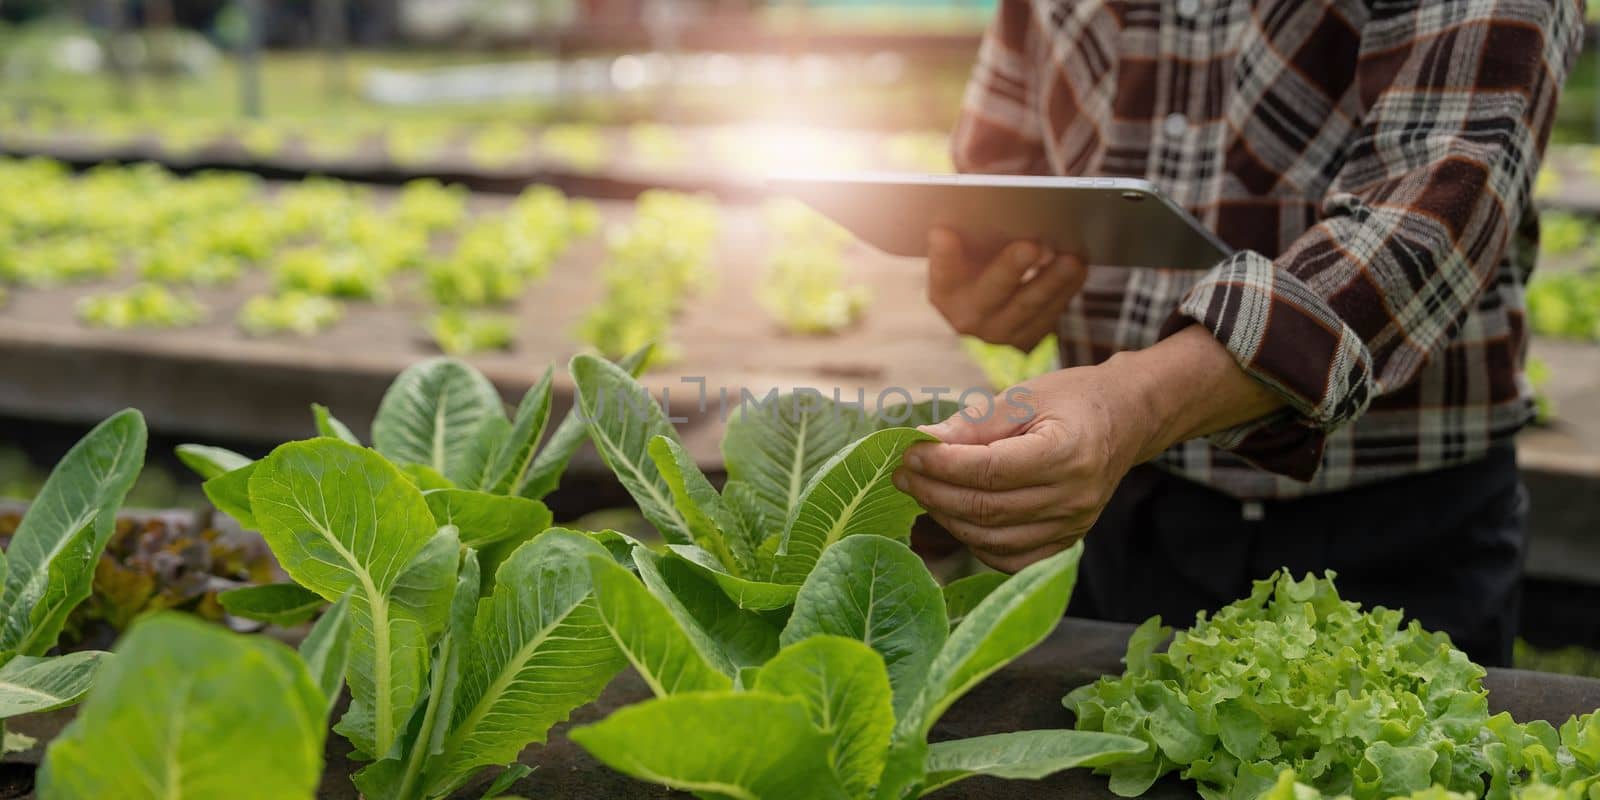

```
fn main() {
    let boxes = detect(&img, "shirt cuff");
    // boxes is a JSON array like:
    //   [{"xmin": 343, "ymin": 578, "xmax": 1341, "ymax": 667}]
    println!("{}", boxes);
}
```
[{"xmin": 1157, "ymin": 250, "xmax": 1376, "ymax": 482}]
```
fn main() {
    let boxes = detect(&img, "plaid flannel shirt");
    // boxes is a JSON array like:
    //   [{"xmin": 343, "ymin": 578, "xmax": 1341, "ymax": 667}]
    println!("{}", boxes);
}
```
[{"xmin": 954, "ymin": 0, "xmax": 1583, "ymax": 499}]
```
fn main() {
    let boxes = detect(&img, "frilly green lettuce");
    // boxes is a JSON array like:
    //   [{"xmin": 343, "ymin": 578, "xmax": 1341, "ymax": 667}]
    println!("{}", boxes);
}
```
[{"xmin": 1065, "ymin": 572, "xmax": 1600, "ymax": 800}]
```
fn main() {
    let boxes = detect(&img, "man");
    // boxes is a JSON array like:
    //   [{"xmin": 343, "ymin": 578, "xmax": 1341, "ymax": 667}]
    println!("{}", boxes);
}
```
[{"xmin": 893, "ymin": 0, "xmax": 1582, "ymax": 667}]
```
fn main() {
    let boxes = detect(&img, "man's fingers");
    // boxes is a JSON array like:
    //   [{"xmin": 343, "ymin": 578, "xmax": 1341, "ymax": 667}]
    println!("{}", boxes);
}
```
[
  {"xmin": 895, "ymin": 468, "xmax": 1065, "ymax": 527},
  {"xmin": 981, "ymin": 255, "xmax": 1083, "ymax": 348},
  {"xmin": 929, "ymin": 512, "xmax": 1078, "ymax": 558},
  {"xmin": 970, "ymin": 241, "xmax": 1047, "ymax": 316},
  {"xmin": 916, "ymin": 398, "xmax": 1026, "ymax": 446},
  {"xmin": 1011, "ymin": 315, "xmax": 1064, "ymax": 354},
  {"xmin": 926, "ymin": 227, "xmax": 972, "ymax": 300},
  {"xmin": 904, "ymin": 428, "xmax": 1065, "ymax": 490}
]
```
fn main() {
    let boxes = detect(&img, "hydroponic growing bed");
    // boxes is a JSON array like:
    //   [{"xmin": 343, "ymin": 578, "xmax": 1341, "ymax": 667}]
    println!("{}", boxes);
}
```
[
  {"xmin": 2, "ymin": 356, "xmax": 1598, "ymax": 800},
  {"xmin": 0, "ymin": 160, "xmax": 985, "ymax": 462},
  {"xmin": 6, "ymin": 617, "xmax": 1597, "ymax": 800}
]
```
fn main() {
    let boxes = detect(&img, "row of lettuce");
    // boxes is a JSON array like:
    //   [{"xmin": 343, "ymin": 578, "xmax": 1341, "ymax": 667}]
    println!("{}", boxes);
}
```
[
  {"xmin": 11, "ymin": 349, "xmax": 1142, "ymax": 799},
  {"xmin": 12, "ymin": 348, "xmax": 1600, "ymax": 799},
  {"xmin": 0, "ymin": 157, "xmax": 884, "ymax": 360}
]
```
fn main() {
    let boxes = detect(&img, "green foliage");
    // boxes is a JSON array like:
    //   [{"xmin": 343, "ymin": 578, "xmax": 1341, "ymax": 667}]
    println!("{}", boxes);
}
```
[
  {"xmin": 386, "ymin": 124, "xmax": 453, "ymax": 166},
  {"xmin": 393, "ymin": 179, "xmax": 469, "ymax": 233},
  {"xmin": 1527, "ymin": 270, "xmax": 1600, "ymax": 341},
  {"xmin": 178, "ymin": 354, "xmax": 647, "ymax": 797},
  {"xmin": 541, "ymin": 123, "xmax": 609, "ymax": 170},
  {"xmin": 425, "ymin": 186, "xmax": 595, "ymax": 308},
  {"xmin": 222, "ymin": 433, "xmax": 624, "ymax": 799},
  {"xmin": 0, "ymin": 411, "xmax": 146, "ymax": 736},
  {"xmin": 1540, "ymin": 212, "xmax": 1592, "ymax": 257},
  {"xmin": 4, "ymin": 237, "xmax": 119, "ymax": 286},
  {"xmin": 272, "ymin": 247, "xmax": 391, "ymax": 301},
  {"xmin": 468, "ymin": 123, "xmax": 534, "ymax": 168},
  {"xmin": 758, "ymin": 198, "xmax": 871, "ymax": 334},
  {"xmin": 1064, "ymin": 572, "xmax": 1600, "ymax": 800},
  {"xmin": 1260, "ymin": 707, "xmax": 1600, "ymax": 799},
  {"xmin": 237, "ymin": 291, "xmax": 345, "ymax": 337},
  {"xmin": 1535, "ymin": 168, "xmax": 1562, "ymax": 201},
  {"xmin": 237, "ymin": 121, "xmax": 290, "ymax": 158},
  {"xmin": 0, "ymin": 158, "xmax": 604, "ymax": 340},
  {"xmin": 38, "ymin": 614, "xmax": 328, "ymax": 800},
  {"xmin": 963, "ymin": 334, "xmax": 1060, "ymax": 390},
  {"xmin": 426, "ymin": 310, "xmax": 516, "ymax": 355},
  {"xmin": 77, "ymin": 284, "xmax": 206, "ymax": 330},
  {"xmin": 572, "ymin": 355, "xmax": 934, "ymax": 609},
  {"xmin": 137, "ymin": 240, "xmax": 244, "ymax": 287},
  {"xmin": 574, "ymin": 541, "xmax": 1146, "ymax": 799},
  {"xmin": 218, "ymin": 583, "xmax": 325, "ymax": 626},
  {"xmin": 576, "ymin": 190, "xmax": 719, "ymax": 362}
]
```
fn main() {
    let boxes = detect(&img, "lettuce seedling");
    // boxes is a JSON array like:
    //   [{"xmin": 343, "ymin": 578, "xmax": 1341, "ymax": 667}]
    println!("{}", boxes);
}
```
[
  {"xmin": 0, "ymin": 410, "xmax": 145, "ymax": 750},
  {"xmin": 38, "ymin": 613, "xmax": 334, "ymax": 800},
  {"xmin": 571, "ymin": 353, "xmax": 954, "ymax": 613},
  {"xmin": 574, "ymin": 537, "xmax": 1146, "ymax": 798}
]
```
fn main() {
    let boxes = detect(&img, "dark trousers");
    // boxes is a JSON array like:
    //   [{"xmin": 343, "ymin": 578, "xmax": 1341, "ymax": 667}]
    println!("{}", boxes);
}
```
[{"xmin": 1065, "ymin": 446, "xmax": 1527, "ymax": 667}]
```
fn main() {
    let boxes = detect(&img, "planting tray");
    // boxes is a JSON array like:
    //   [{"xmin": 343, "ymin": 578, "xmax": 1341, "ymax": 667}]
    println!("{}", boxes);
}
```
[
  {"xmin": 7, "ymin": 617, "xmax": 1600, "ymax": 799},
  {"xmin": 0, "ymin": 191, "xmax": 988, "ymax": 474}
]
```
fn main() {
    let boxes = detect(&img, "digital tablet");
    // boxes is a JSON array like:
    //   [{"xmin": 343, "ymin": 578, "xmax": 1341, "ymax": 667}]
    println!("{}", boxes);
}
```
[{"xmin": 771, "ymin": 172, "xmax": 1232, "ymax": 271}]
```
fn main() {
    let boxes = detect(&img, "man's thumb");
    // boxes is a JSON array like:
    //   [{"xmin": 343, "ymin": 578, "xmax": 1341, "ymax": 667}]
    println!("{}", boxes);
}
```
[{"xmin": 918, "ymin": 401, "xmax": 1024, "ymax": 445}]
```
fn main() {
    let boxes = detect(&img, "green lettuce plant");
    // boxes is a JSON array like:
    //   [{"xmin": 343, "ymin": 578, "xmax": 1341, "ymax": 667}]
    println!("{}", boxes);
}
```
[
  {"xmin": 575, "ymin": 190, "xmax": 718, "ymax": 362},
  {"xmin": 571, "ymin": 352, "xmax": 954, "ymax": 613},
  {"xmin": 38, "ymin": 607, "xmax": 348, "ymax": 800},
  {"xmin": 392, "ymin": 179, "xmax": 469, "ymax": 234},
  {"xmin": 1260, "ymin": 705, "xmax": 1600, "ymax": 800},
  {"xmin": 180, "ymin": 353, "xmax": 648, "ymax": 798},
  {"xmin": 573, "ymin": 537, "xmax": 1146, "ymax": 798},
  {"xmin": 0, "ymin": 411, "xmax": 146, "ymax": 752},
  {"xmin": 757, "ymin": 198, "xmax": 871, "ymax": 335},
  {"xmin": 468, "ymin": 123, "xmax": 533, "ymax": 169},
  {"xmin": 77, "ymin": 284, "xmax": 207, "ymax": 330},
  {"xmin": 237, "ymin": 291, "xmax": 345, "ymax": 337},
  {"xmin": 426, "ymin": 309, "xmax": 516, "ymax": 355},
  {"xmin": 1064, "ymin": 572, "xmax": 1600, "ymax": 800},
  {"xmin": 963, "ymin": 334, "xmax": 1059, "ymax": 392},
  {"xmin": 540, "ymin": 123, "xmax": 609, "ymax": 170},
  {"xmin": 198, "ymin": 439, "xmax": 626, "ymax": 799}
]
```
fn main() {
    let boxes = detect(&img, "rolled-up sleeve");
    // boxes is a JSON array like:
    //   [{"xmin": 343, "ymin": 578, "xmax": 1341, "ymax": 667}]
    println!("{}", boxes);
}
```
[
  {"xmin": 952, "ymin": 0, "xmax": 1049, "ymax": 175},
  {"xmin": 1160, "ymin": 1, "xmax": 1583, "ymax": 481}
]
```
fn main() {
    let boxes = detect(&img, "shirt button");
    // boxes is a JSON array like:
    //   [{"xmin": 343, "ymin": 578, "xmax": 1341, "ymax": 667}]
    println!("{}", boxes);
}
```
[
  {"xmin": 1176, "ymin": 0, "xmax": 1200, "ymax": 17},
  {"xmin": 1163, "ymin": 112, "xmax": 1188, "ymax": 138}
]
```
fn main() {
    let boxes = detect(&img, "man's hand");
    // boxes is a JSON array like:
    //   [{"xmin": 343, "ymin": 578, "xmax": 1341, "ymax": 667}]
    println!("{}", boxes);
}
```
[
  {"xmin": 894, "ymin": 364, "xmax": 1158, "ymax": 572},
  {"xmin": 896, "ymin": 326, "xmax": 1286, "ymax": 572},
  {"xmin": 927, "ymin": 227, "xmax": 1087, "ymax": 350}
]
